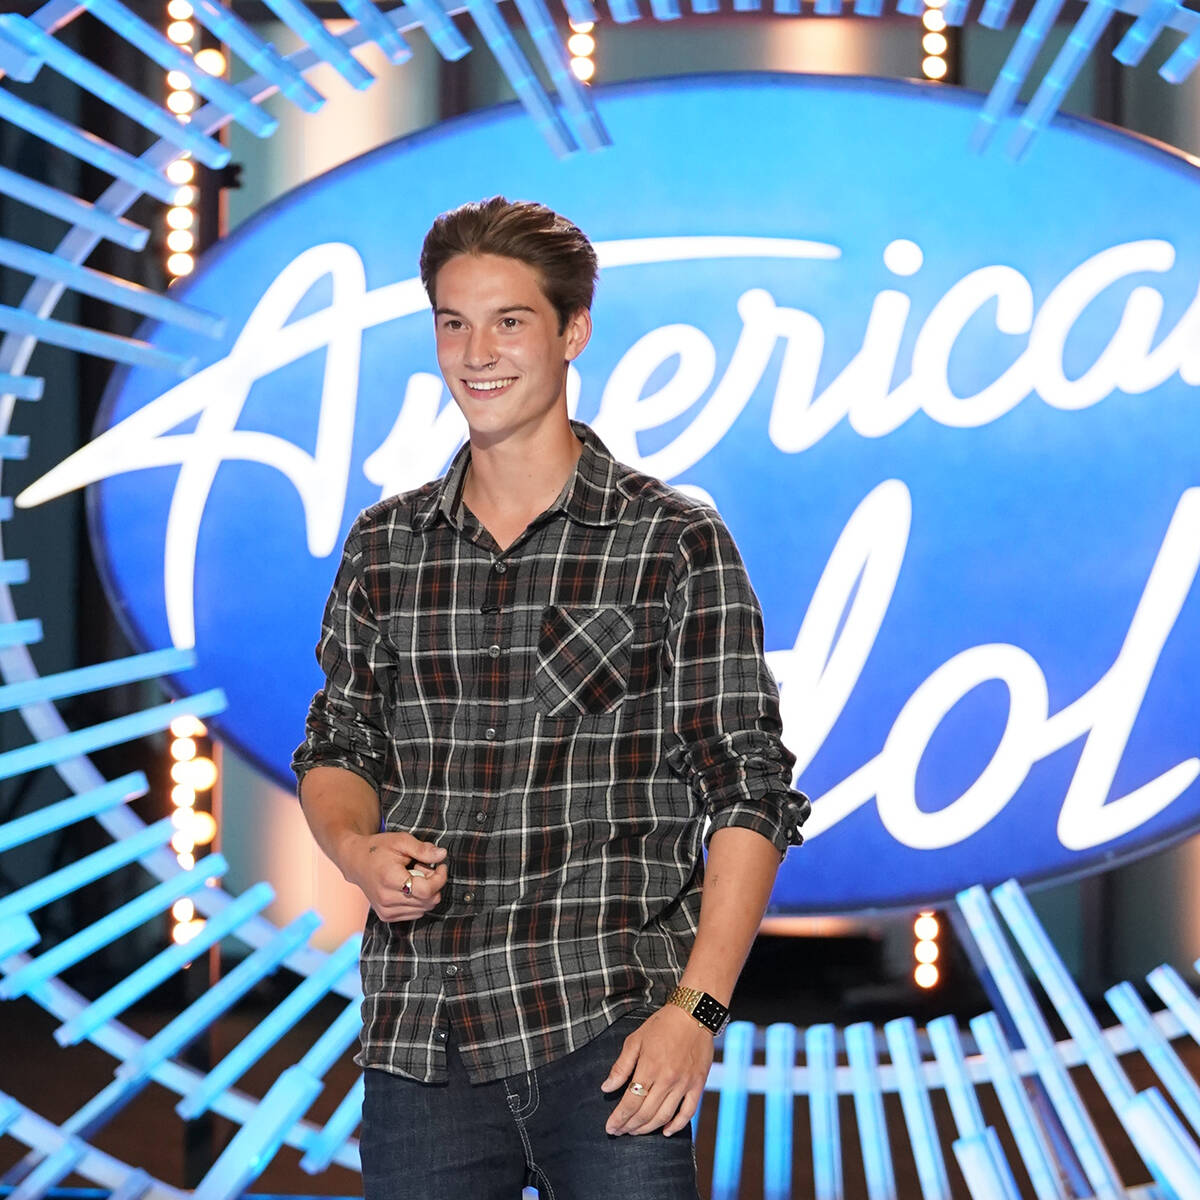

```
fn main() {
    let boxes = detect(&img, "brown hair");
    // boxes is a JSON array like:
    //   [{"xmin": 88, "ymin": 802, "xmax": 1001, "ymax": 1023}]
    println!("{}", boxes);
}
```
[{"xmin": 420, "ymin": 196, "xmax": 599, "ymax": 334}]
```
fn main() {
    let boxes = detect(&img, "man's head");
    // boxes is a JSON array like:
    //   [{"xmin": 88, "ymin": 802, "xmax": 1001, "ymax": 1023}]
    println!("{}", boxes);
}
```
[{"xmin": 420, "ymin": 196, "xmax": 598, "ymax": 334}]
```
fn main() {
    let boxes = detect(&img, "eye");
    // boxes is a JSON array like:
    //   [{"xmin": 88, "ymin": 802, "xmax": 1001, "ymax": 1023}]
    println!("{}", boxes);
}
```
[
  {"xmin": 500, "ymin": 316, "xmax": 520, "ymax": 330},
  {"xmin": 440, "ymin": 318, "xmax": 464, "ymax": 331}
]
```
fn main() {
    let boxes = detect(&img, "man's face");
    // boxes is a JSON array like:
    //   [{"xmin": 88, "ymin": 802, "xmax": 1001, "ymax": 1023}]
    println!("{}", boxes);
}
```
[{"xmin": 433, "ymin": 252, "xmax": 590, "ymax": 445}]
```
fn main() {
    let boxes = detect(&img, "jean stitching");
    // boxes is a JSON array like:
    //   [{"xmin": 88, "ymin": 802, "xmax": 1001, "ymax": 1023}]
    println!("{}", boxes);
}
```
[{"xmin": 507, "ymin": 1069, "xmax": 539, "ymax": 1120}]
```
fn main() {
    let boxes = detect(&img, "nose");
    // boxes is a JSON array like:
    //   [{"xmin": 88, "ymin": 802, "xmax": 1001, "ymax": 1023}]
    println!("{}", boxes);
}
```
[{"xmin": 463, "ymin": 327, "xmax": 496, "ymax": 370}]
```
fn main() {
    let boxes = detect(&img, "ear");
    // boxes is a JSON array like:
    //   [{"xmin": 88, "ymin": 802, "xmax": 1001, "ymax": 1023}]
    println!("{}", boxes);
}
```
[{"xmin": 563, "ymin": 306, "xmax": 592, "ymax": 362}]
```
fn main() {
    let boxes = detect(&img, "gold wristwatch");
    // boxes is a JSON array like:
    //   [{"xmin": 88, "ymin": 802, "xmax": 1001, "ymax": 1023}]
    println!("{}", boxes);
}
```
[{"xmin": 667, "ymin": 985, "xmax": 730, "ymax": 1035}]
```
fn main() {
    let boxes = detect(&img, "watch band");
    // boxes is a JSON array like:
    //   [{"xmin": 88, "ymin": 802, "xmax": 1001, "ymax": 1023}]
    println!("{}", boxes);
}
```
[{"xmin": 667, "ymin": 984, "xmax": 730, "ymax": 1035}]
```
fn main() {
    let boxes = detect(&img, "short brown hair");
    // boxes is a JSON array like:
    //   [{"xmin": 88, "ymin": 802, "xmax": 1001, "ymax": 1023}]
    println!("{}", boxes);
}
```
[{"xmin": 420, "ymin": 196, "xmax": 599, "ymax": 333}]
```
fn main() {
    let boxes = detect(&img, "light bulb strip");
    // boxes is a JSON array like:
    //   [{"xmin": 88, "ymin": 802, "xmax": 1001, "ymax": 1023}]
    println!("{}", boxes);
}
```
[
  {"xmin": 568, "ymin": 18, "xmax": 596, "ymax": 84},
  {"xmin": 167, "ymin": 706, "xmax": 217, "ymax": 945},
  {"xmin": 914, "ymin": 909, "xmax": 941, "ymax": 989},
  {"xmin": 921, "ymin": 0, "xmax": 951, "ymax": 81}
]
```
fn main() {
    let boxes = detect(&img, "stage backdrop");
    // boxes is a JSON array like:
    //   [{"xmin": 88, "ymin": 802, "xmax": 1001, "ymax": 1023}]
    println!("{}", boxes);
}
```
[{"xmin": 19, "ymin": 73, "xmax": 1200, "ymax": 913}]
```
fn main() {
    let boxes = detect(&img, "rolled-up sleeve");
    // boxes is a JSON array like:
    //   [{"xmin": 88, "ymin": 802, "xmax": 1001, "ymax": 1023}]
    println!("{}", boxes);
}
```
[
  {"xmin": 291, "ymin": 518, "xmax": 391, "ymax": 795},
  {"xmin": 663, "ymin": 511, "xmax": 810, "ymax": 855}
]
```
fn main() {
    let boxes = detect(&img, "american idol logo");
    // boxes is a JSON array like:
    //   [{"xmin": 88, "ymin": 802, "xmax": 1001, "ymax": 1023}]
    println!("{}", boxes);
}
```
[{"xmin": 18, "ymin": 75, "xmax": 1200, "ymax": 911}]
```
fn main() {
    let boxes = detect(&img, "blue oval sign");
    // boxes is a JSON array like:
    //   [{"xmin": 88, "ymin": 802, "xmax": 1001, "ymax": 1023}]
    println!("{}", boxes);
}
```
[{"xmin": 24, "ymin": 73, "xmax": 1200, "ymax": 912}]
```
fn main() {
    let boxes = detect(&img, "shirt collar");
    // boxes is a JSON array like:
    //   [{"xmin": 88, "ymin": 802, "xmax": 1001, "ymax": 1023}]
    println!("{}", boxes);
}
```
[{"xmin": 412, "ymin": 421, "xmax": 622, "ymax": 532}]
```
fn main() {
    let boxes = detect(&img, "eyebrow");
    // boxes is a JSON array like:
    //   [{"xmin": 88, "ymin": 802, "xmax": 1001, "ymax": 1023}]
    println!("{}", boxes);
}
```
[{"xmin": 434, "ymin": 304, "xmax": 538, "ymax": 318}]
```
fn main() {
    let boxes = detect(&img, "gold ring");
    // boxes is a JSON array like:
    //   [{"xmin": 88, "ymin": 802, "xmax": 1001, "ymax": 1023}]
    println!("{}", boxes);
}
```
[
  {"xmin": 401, "ymin": 878, "xmax": 413, "ymax": 897},
  {"xmin": 629, "ymin": 1082, "xmax": 647, "ymax": 1096}
]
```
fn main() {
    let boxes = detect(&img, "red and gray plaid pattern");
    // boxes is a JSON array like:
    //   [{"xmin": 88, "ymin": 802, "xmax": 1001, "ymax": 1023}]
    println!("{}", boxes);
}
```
[{"xmin": 293, "ymin": 423, "xmax": 809, "ymax": 1084}]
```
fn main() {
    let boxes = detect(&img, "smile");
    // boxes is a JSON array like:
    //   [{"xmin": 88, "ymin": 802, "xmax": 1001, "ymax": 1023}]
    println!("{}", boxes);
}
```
[{"xmin": 464, "ymin": 377, "xmax": 517, "ymax": 392}]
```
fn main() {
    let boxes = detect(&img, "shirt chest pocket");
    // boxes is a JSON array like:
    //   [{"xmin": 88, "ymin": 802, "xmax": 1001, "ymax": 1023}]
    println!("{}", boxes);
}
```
[{"xmin": 535, "ymin": 605, "xmax": 636, "ymax": 718}]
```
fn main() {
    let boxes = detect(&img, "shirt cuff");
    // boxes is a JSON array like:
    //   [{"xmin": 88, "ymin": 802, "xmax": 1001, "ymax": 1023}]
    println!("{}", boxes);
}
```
[
  {"xmin": 705, "ymin": 790, "xmax": 811, "ymax": 856},
  {"xmin": 292, "ymin": 754, "xmax": 382, "ymax": 800}
]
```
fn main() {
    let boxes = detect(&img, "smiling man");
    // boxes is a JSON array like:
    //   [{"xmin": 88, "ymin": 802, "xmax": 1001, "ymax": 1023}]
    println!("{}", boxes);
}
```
[{"xmin": 293, "ymin": 196, "xmax": 809, "ymax": 1200}]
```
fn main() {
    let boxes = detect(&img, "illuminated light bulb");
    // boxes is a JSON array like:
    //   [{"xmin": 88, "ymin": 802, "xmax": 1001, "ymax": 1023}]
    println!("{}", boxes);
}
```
[
  {"xmin": 190, "ymin": 810, "xmax": 218, "ymax": 846},
  {"xmin": 167, "ymin": 229, "xmax": 194, "ymax": 253},
  {"xmin": 177, "ymin": 851, "xmax": 195, "ymax": 870},
  {"xmin": 193, "ymin": 48, "xmax": 227, "ymax": 76},
  {"xmin": 915, "ymin": 940, "xmax": 940, "ymax": 965},
  {"xmin": 167, "ymin": 90, "xmax": 196, "ymax": 116},
  {"xmin": 922, "ymin": 56, "xmax": 949, "ymax": 79},
  {"xmin": 174, "ymin": 185, "xmax": 196, "ymax": 206},
  {"xmin": 177, "ymin": 756, "xmax": 218, "ymax": 791},
  {"xmin": 914, "ymin": 962, "xmax": 940, "ymax": 989},
  {"xmin": 173, "ymin": 918, "xmax": 206, "ymax": 945},
  {"xmin": 168, "ymin": 249, "xmax": 195, "ymax": 276},
  {"xmin": 171, "ymin": 736, "xmax": 197, "ymax": 762},
  {"xmin": 171, "ymin": 807, "xmax": 191, "ymax": 830},
  {"xmin": 923, "ymin": 8, "xmax": 947, "ymax": 29},
  {"xmin": 171, "ymin": 830, "xmax": 196, "ymax": 855},
  {"xmin": 172, "ymin": 898, "xmax": 195, "ymax": 922},
  {"xmin": 166, "ymin": 206, "xmax": 194, "ymax": 230},
  {"xmin": 569, "ymin": 19, "xmax": 595, "ymax": 31},
  {"xmin": 167, "ymin": 0, "xmax": 194, "ymax": 18},
  {"xmin": 567, "ymin": 33, "xmax": 595, "ymax": 55},
  {"xmin": 167, "ymin": 69, "xmax": 192, "ymax": 90},
  {"xmin": 923, "ymin": 31, "xmax": 949, "ymax": 55},
  {"xmin": 167, "ymin": 20, "xmax": 194, "ymax": 44},
  {"xmin": 913, "ymin": 913, "xmax": 939, "ymax": 940},
  {"xmin": 171, "ymin": 784, "xmax": 196, "ymax": 807},
  {"xmin": 166, "ymin": 158, "xmax": 195, "ymax": 185},
  {"xmin": 170, "ymin": 714, "xmax": 206, "ymax": 738},
  {"xmin": 570, "ymin": 57, "xmax": 595, "ymax": 82}
]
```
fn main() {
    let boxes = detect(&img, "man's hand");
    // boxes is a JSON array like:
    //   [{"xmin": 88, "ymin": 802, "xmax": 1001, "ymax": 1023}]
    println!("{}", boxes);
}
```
[
  {"xmin": 342, "ymin": 830, "xmax": 448, "ymax": 922},
  {"xmin": 600, "ymin": 1005, "xmax": 714, "ymax": 1136}
]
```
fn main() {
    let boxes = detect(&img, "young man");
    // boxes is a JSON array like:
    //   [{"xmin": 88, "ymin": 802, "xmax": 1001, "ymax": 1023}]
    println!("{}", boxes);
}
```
[{"xmin": 293, "ymin": 196, "xmax": 809, "ymax": 1200}]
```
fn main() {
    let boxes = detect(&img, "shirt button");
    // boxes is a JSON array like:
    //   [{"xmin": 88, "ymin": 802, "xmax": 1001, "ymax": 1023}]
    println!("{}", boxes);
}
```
[
  {"xmin": 444, "ymin": 963, "xmax": 459, "ymax": 977},
  {"xmin": 487, "ymin": 644, "xmax": 501, "ymax": 658},
  {"xmin": 494, "ymin": 561, "xmax": 507, "ymax": 574},
  {"xmin": 463, "ymin": 892, "xmax": 474, "ymax": 903},
  {"xmin": 484, "ymin": 727, "xmax": 497, "ymax": 741},
  {"xmin": 434, "ymin": 1029, "xmax": 448, "ymax": 1043},
  {"xmin": 474, "ymin": 810, "xmax": 486, "ymax": 822}
]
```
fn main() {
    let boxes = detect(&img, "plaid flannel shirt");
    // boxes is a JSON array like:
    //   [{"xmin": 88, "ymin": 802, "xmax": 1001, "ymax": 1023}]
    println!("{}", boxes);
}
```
[{"xmin": 293, "ymin": 422, "xmax": 808, "ymax": 1083}]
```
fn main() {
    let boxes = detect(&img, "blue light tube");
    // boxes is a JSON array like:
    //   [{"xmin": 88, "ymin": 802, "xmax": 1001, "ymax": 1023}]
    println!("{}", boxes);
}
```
[
  {"xmin": 972, "ymin": 0, "xmax": 1069, "ymax": 148},
  {"xmin": 56, "ymin": 882, "xmax": 275, "ymax": 1046},
  {"xmin": 0, "ymin": 499, "xmax": 12, "ymax": 521},
  {"xmin": 943, "ymin": 0, "xmax": 971, "ymax": 25},
  {"xmin": 0, "ymin": 772, "xmax": 146, "ymax": 853},
  {"xmin": 978, "ymin": 0, "xmax": 1016, "ymax": 28},
  {"xmin": 0, "ymin": 374, "xmax": 43, "ymax": 400},
  {"xmin": 400, "ymin": 0, "xmax": 472, "ymax": 59},
  {"xmin": 956, "ymin": 885, "xmax": 1123, "ymax": 1197},
  {"xmin": 968, "ymin": 1012, "xmax": 1067, "ymax": 1200},
  {"xmin": 0, "ymin": 647, "xmax": 196, "ymax": 714},
  {"xmin": 0, "ymin": 23, "xmax": 39, "ymax": 82},
  {"xmin": 883, "ymin": 1017, "xmax": 952, "ymax": 1199},
  {"xmin": 462, "ymin": 0, "xmax": 576, "ymax": 155},
  {"xmin": 1106, "ymin": 981, "xmax": 1200, "ymax": 1139},
  {"xmin": 897, "ymin": 0, "xmax": 927, "ymax": 15},
  {"xmin": 1120, "ymin": 1088, "xmax": 1200, "ymax": 1196},
  {"xmin": 806, "ymin": 1023, "xmax": 843, "ymax": 1200},
  {"xmin": 648, "ymin": 0, "xmax": 682, "ymax": 16},
  {"xmin": 338, "ymin": 0, "xmax": 412, "ymax": 62},
  {"xmin": 560, "ymin": 0, "xmax": 600, "ymax": 24},
  {"xmin": 0, "ymin": 303, "xmax": 193, "ymax": 374},
  {"xmin": 0, "ymin": 854, "xmax": 229, "ymax": 1000},
  {"xmin": 6, "ymin": 1135, "xmax": 86, "ymax": 1200},
  {"xmin": 926, "ymin": 1014, "xmax": 986, "ymax": 1136},
  {"xmin": 0, "ymin": 619, "xmax": 41, "ymax": 649},
  {"xmin": 192, "ymin": 1065, "xmax": 325, "ymax": 1200},
  {"xmin": 734, "ymin": 0, "xmax": 763, "ymax": 11},
  {"xmin": 176, "ymin": 934, "xmax": 361, "ymax": 1120},
  {"xmin": 0, "ymin": 560, "xmax": 28, "ymax": 585},
  {"xmin": 710, "ymin": 1021, "xmax": 754, "ymax": 1200},
  {"xmin": 952, "ymin": 1128, "xmax": 1023, "ymax": 1200},
  {"xmin": 258, "ymin": 0, "xmax": 374, "ymax": 88},
  {"xmin": 298, "ymin": 994, "xmax": 362, "ymax": 1079},
  {"xmin": 299, "ymin": 1075, "xmax": 365, "ymax": 1175},
  {"xmin": 1148, "ymin": 964, "xmax": 1200, "ymax": 1044},
  {"xmin": 0, "ymin": 163, "xmax": 147, "ymax": 251},
  {"xmin": 607, "ymin": 0, "xmax": 642, "ymax": 21},
  {"xmin": 1114, "ymin": 0, "xmax": 1177, "ymax": 64},
  {"xmin": 690, "ymin": 0, "xmax": 720, "ymax": 13},
  {"xmin": 0, "ymin": 1093, "xmax": 22, "ymax": 1136},
  {"xmin": 1007, "ymin": 0, "xmax": 1116, "ymax": 158},
  {"xmin": 0, "ymin": 817, "xmax": 173, "ymax": 924},
  {"xmin": 1161, "ymin": 24, "xmax": 1200, "ymax": 83},
  {"xmin": 0, "ymin": 688, "xmax": 225, "ymax": 782},
  {"xmin": 109, "ymin": 1169, "xmax": 153, "ymax": 1200},
  {"xmin": 854, "ymin": 0, "xmax": 884, "ymax": 15},
  {"xmin": 763, "ymin": 1023, "xmax": 796, "ymax": 1200},
  {"xmin": 772, "ymin": 0, "xmax": 802, "ymax": 14},
  {"xmin": 0, "ymin": 912, "xmax": 39, "ymax": 963},
  {"xmin": 510, "ymin": 0, "xmax": 610, "ymax": 148},
  {"xmin": 117, "ymin": 910, "xmax": 323, "ymax": 1081},
  {"xmin": 0, "ymin": 237, "xmax": 224, "ymax": 337},
  {"xmin": 845, "ymin": 1022, "xmax": 898, "ymax": 1200},
  {"xmin": 0, "ymin": 16, "xmax": 230, "ymax": 168},
  {"xmin": 0, "ymin": 87, "xmax": 176, "ymax": 204},
  {"xmin": 993, "ymin": 880, "xmax": 1134, "ymax": 1109},
  {"xmin": 815, "ymin": 0, "xmax": 843, "ymax": 15},
  {"xmin": 80, "ymin": 0, "xmax": 276, "ymax": 136},
  {"xmin": 0, "ymin": 435, "xmax": 30, "ymax": 460},
  {"xmin": 190, "ymin": 0, "xmax": 324, "ymax": 112}
]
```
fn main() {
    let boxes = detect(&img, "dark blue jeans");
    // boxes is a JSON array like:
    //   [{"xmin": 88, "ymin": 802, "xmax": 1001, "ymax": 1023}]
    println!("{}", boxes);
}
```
[{"xmin": 361, "ymin": 1015, "xmax": 701, "ymax": 1200}]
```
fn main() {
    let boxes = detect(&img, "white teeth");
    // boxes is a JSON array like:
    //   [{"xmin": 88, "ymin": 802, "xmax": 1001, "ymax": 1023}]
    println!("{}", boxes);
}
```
[{"xmin": 467, "ymin": 378, "xmax": 515, "ymax": 392}]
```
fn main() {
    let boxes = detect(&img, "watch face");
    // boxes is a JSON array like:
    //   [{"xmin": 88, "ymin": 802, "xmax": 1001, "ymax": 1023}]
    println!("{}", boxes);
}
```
[{"xmin": 694, "ymin": 994, "xmax": 727, "ymax": 1032}]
